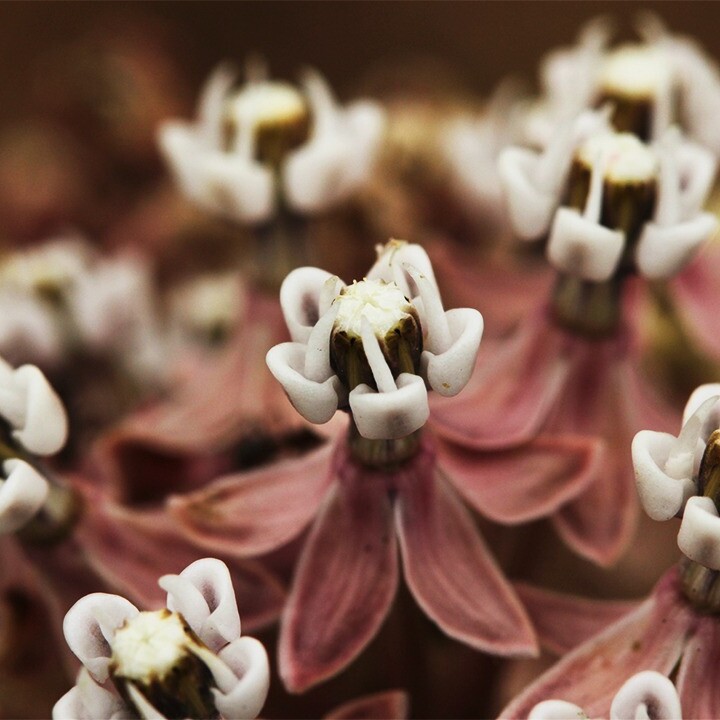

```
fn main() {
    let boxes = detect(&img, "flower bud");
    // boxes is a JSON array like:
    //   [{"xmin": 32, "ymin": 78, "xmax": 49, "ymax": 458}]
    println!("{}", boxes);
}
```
[
  {"xmin": 223, "ymin": 81, "xmax": 310, "ymax": 166},
  {"xmin": 329, "ymin": 279, "xmax": 422, "ymax": 393}
]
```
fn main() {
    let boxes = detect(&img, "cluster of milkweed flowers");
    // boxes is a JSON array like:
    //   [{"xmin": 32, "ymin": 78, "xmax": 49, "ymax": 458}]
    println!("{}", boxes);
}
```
[{"xmin": 4, "ymin": 7, "xmax": 720, "ymax": 720}]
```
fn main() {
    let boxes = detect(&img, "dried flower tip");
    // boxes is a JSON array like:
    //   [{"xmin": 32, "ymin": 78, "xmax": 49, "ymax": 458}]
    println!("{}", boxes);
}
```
[
  {"xmin": 576, "ymin": 132, "xmax": 658, "ymax": 185},
  {"xmin": 224, "ymin": 81, "xmax": 310, "ymax": 165},
  {"xmin": 110, "ymin": 609, "xmax": 218, "ymax": 719},
  {"xmin": 330, "ymin": 279, "xmax": 422, "ymax": 392}
]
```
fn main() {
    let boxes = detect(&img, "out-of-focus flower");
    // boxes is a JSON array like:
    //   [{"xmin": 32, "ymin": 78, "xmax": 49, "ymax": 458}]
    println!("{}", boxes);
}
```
[
  {"xmin": 525, "ymin": 14, "xmax": 720, "ymax": 155},
  {"xmin": 53, "ymin": 557, "xmax": 269, "ymax": 720},
  {"xmin": 171, "ymin": 240, "xmax": 606, "ymax": 692},
  {"xmin": 527, "ymin": 670, "xmax": 682, "ymax": 720},
  {"xmin": 0, "ymin": 356, "xmax": 67, "ymax": 533},
  {"xmin": 432, "ymin": 113, "xmax": 717, "ymax": 565},
  {"xmin": 159, "ymin": 62, "xmax": 385, "ymax": 225}
]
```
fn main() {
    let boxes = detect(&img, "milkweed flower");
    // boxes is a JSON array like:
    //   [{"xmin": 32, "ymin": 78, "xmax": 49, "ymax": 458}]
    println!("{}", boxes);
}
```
[
  {"xmin": 524, "ymin": 14, "xmax": 720, "ymax": 155},
  {"xmin": 502, "ymin": 385, "xmax": 720, "ymax": 719},
  {"xmin": 158, "ymin": 62, "xmax": 385, "ymax": 225},
  {"xmin": 431, "ymin": 110, "xmax": 717, "ymax": 565},
  {"xmin": 53, "ymin": 557, "xmax": 270, "ymax": 720},
  {"xmin": 171, "ymin": 239, "xmax": 606, "ymax": 692}
]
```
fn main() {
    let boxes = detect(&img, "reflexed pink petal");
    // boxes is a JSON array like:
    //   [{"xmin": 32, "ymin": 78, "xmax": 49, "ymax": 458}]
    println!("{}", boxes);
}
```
[
  {"xmin": 169, "ymin": 443, "xmax": 335, "ymax": 557},
  {"xmin": 325, "ymin": 690, "xmax": 410, "ymax": 720},
  {"xmin": 427, "ymin": 241, "xmax": 553, "ymax": 338},
  {"xmin": 394, "ymin": 452, "xmax": 537, "ymax": 656},
  {"xmin": 430, "ymin": 313, "xmax": 571, "ymax": 450},
  {"xmin": 548, "ymin": 336, "xmax": 677, "ymax": 565},
  {"xmin": 96, "ymin": 290, "xmax": 299, "ymax": 499},
  {"xmin": 501, "ymin": 570, "xmax": 695, "ymax": 720},
  {"xmin": 436, "ymin": 433, "xmax": 602, "ymax": 524},
  {"xmin": 279, "ymin": 453, "xmax": 398, "ymax": 693},
  {"xmin": 514, "ymin": 582, "xmax": 640, "ymax": 655},
  {"xmin": 672, "ymin": 242, "xmax": 720, "ymax": 360},
  {"xmin": 676, "ymin": 615, "xmax": 720, "ymax": 719},
  {"xmin": 75, "ymin": 483, "xmax": 285, "ymax": 632}
]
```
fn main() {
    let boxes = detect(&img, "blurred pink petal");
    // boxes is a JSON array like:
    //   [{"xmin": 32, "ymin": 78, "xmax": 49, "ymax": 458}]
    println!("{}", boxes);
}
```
[
  {"xmin": 325, "ymin": 690, "xmax": 409, "ymax": 720},
  {"xmin": 394, "ymin": 453, "xmax": 536, "ymax": 657},
  {"xmin": 675, "ymin": 614, "xmax": 720, "ymax": 719},
  {"xmin": 436, "ymin": 433, "xmax": 602, "ymax": 524},
  {"xmin": 671, "ymin": 241, "xmax": 720, "ymax": 360},
  {"xmin": 98, "ymin": 290, "xmax": 299, "ymax": 498},
  {"xmin": 169, "ymin": 443, "xmax": 335, "ymax": 557},
  {"xmin": 514, "ymin": 582, "xmax": 640, "ymax": 655},
  {"xmin": 74, "ymin": 482, "xmax": 285, "ymax": 632},
  {"xmin": 279, "ymin": 454, "xmax": 398, "ymax": 693},
  {"xmin": 501, "ymin": 570, "xmax": 695, "ymax": 720},
  {"xmin": 428, "ymin": 241, "xmax": 553, "ymax": 338},
  {"xmin": 430, "ymin": 313, "xmax": 572, "ymax": 449},
  {"xmin": 550, "ymin": 343, "xmax": 676, "ymax": 565}
]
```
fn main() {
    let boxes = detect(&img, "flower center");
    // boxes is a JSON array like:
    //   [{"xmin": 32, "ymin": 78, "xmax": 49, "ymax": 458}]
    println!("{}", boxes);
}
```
[
  {"xmin": 110, "ymin": 609, "xmax": 218, "ymax": 719},
  {"xmin": 596, "ymin": 44, "xmax": 674, "ymax": 141},
  {"xmin": 576, "ymin": 132, "xmax": 658, "ymax": 185},
  {"xmin": 330, "ymin": 279, "xmax": 422, "ymax": 393},
  {"xmin": 224, "ymin": 81, "xmax": 310, "ymax": 165},
  {"xmin": 599, "ymin": 44, "xmax": 670, "ymax": 99},
  {"xmin": 334, "ymin": 279, "xmax": 415, "ymax": 339}
]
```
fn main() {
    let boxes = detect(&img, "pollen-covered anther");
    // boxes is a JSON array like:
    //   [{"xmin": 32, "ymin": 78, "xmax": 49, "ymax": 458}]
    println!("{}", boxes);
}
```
[
  {"xmin": 224, "ymin": 81, "xmax": 311, "ymax": 165},
  {"xmin": 110, "ymin": 609, "xmax": 219, "ymax": 720}
]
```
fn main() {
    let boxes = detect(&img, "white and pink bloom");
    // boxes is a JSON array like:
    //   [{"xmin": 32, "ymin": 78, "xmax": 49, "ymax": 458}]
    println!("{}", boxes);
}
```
[
  {"xmin": 158, "ymin": 61, "xmax": 386, "ymax": 225},
  {"xmin": 53, "ymin": 557, "xmax": 270, "ymax": 720},
  {"xmin": 169, "ymin": 240, "xmax": 604, "ymax": 692}
]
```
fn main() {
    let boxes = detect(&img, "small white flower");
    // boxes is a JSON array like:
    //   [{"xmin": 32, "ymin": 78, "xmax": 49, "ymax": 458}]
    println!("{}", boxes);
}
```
[
  {"xmin": 529, "ymin": 670, "xmax": 682, "ymax": 720},
  {"xmin": 158, "ymin": 62, "xmax": 385, "ymax": 225},
  {"xmin": 55, "ymin": 558, "xmax": 270, "ymax": 720},
  {"xmin": 266, "ymin": 241, "xmax": 483, "ymax": 440}
]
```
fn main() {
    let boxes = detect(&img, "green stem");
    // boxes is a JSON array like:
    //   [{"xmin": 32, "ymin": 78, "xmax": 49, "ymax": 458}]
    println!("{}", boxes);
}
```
[{"xmin": 347, "ymin": 417, "xmax": 422, "ymax": 470}]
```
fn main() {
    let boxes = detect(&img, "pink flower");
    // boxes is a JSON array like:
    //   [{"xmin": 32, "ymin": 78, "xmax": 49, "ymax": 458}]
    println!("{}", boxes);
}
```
[
  {"xmin": 170, "ymin": 241, "xmax": 603, "ymax": 692},
  {"xmin": 502, "ymin": 568, "xmax": 713, "ymax": 719}
]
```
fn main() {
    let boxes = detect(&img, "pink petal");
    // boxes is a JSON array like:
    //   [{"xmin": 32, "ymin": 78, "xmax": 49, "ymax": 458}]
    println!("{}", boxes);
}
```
[
  {"xmin": 427, "ymin": 240, "xmax": 553, "ymax": 338},
  {"xmin": 436, "ymin": 433, "xmax": 603, "ymax": 524},
  {"xmin": 169, "ymin": 442, "xmax": 335, "ymax": 557},
  {"xmin": 676, "ymin": 614, "xmax": 720, "ymax": 719},
  {"xmin": 672, "ymin": 241, "xmax": 720, "ymax": 360},
  {"xmin": 394, "ymin": 450, "xmax": 537, "ymax": 656},
  {"xmin": 514, "ymin": 582, "xmax": 640, "ymax": 655},
  {"xmin": 279, "ymin": 453, "xmax": 398, "ymax": 693},
  {"xmin": 429, "ymin": 313, "xmax": 571, "ymax": 450},
  {"xmin": 325, "ymin": 690, "xmax": 410, "ymax": 720},
  {"xmin": 74, "ymin": 482, "xmax": 285, "ymax": 632},
  {"xmin": 550, "ymin": 339, "xmax": 679, "ymax": 565},
  {"xmin": 501, "ymin": 569, "xmax": 696, "ymax": 720}
]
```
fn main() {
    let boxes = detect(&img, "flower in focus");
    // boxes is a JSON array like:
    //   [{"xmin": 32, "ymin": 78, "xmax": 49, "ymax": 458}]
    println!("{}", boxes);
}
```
[
  {"xmin": 53, "ymin": 557, "xmax": 270, "ymax": 720},
  {"xmin": 431, "ymin": 111, "xmax": 718, "ymax": 565},
  {"xmin": 528, "ymin": 670, "xmax": 682, "ymax": 720},
  {"xmin": 158, "ymin": 61, "xmax": 386, "ymax": 225},
  {"xmin": 524, "ymin": 14, "xmax": 720, "ymax": 154},
  {"xmin": 170, "ymin": 240, "xmax": 607, "ymax": 692}
]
